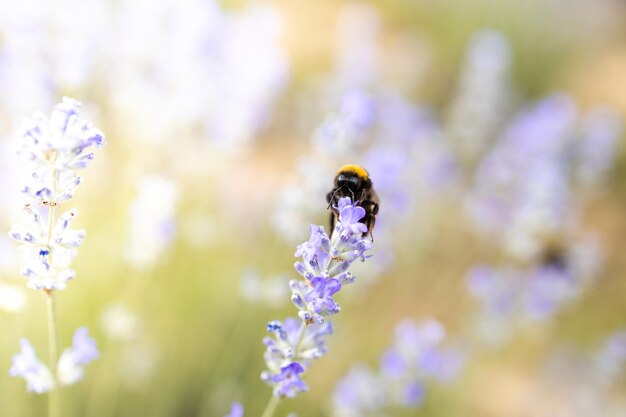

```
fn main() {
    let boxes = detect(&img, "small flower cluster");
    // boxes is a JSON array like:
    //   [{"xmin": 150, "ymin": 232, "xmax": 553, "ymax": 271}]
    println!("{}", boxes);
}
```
[
  {"xmin": 261, "ymin": 197, "xmax": 372, "ymax": 399},
  {"xmin": 10, "ymin": 327, "xmax": 98, "ymax": 393},
  {"xmin": 332, "ymin": 319, "xmax": 463, "ymax": 417},
  {"xmin": 467, "ymin": 239, "xmax": 601, "ymax": 346},
  {"xmin": 466, "ymin": 94, "xmax": 621, "ymax": 262},
  {"xmin": 8, "ymin": 97, "xmax": 105, "ymax": 291}
]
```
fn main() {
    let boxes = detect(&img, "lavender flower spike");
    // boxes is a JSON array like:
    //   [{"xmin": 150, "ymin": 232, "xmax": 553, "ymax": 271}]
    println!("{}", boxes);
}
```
[
  {"xmin": 262, "ymin": 197, "xmax": 373, "ymax": 403},
  {"xmin": 16, "ymin": 97, "xmax": 104, "ymax": 206},
  {"xmin": 8, "ymin": 97, "xmax": 105, "ymax": 291}
]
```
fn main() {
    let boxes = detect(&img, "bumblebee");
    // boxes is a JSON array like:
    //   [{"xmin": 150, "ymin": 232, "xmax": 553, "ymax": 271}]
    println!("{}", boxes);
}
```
[
  {"xmin": 326, "ymin": 164, "xmax": 379, "ymax": 239},
  {"xmin": 540, "ymin": 240, "xmax": 569, "ymax": 271}
]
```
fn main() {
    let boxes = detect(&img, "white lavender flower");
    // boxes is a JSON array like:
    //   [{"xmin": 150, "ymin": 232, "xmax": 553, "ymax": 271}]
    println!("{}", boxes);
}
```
[
  {"xmin": 8, "ymin": 97, "xmax": 105, "ymax": 291},
  {"xmin": 9, "ymin": 339, "xmax": 55, "ymax": 394},
  {"xmin": 261, "ymin": 197, "xmax": 372, "ymax": 399}
]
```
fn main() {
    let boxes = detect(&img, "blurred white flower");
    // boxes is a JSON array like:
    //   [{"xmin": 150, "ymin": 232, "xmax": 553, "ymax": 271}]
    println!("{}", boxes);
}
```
[
  {"xmin": 447, "ymin": 30, "xmax": 512, "ymax": 164},
  {"xmin": 334, "ymin": 2, "xmax": 381, "ymax": 90},
  {"xmin": 108, "ymin": 0, "xmax": 288, "ymax": 150},
  {"xmin": 0, "ymin": 0, "xmax": 108, "ymax": 120},
  {"xmin": 240, "ymin": 270, "xmax": 289, "ymax": 308},
  {"xmin": 126, "ymin": 176, "xmax": 178, "ymax": 271},
  {"xmin": 0, "ymin": 281, "xmax": 26, "ymax": 313},
  {"xmin": 101, "ymin": 303, "xmax": 142, "ymax": 342},
  {"xmin": 120, "ymin": 340, "xmax": 159, "ymax": 390}
]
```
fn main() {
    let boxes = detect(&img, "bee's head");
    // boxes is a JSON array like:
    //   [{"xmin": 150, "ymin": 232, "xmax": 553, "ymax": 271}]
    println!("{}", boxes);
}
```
[
  {"xmin": 336, "ymin": 172, "xmax": 362, "ymax": 192},
  {"xmin": 333, "ymin": 164, "xmax": 371, "ymax": 200}
]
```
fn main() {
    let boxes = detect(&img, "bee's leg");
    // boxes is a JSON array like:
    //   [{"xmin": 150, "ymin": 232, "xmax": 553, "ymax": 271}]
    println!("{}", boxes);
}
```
[
  {"xmin": 326, "ymin": 191, "xmax": 334, "ymax": 209},
  {"xmin": 367, "ymin": 215, "xmax": 376, "ymax": 242},
  {"xmin": 329, "ymin": 211, "xmax": 337, "ymax": 237},
  {"xmin": 359, "ymin": 200, "xmax": 378, "ymax": 241}
]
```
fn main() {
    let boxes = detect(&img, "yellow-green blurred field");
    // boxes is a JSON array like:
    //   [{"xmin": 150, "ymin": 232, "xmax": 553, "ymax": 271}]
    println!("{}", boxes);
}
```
[{"xmin": 1, "ymin": 1, "xmax": 626, "ymax": 416}]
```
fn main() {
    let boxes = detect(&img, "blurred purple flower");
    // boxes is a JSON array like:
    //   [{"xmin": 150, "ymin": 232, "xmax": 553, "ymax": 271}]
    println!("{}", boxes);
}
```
[
  {"xmin": 313, "ymin": 90, "xmax": 376, "ymax": 154},
  {"xmin": 402, "ymin": 382, "xmax": 425, "ymax": 406},
  {"xmin": 9, "ymin": 339, "xmax": 55, "ymax": 394},
  {"xmin": 332, "ymin": 365, "xmax": 384, "ymax": 416},
  {"xmin": 333, "ymin": 319, "xmax": 463, "ymax": 415},
  {"xmin": 576, "ymin": 107, "xmax": 622, "ymax": 188},
  {"xmin": 57, "ymin": 327, "xmax": 99, "ymax": 385},
  {"xmin": 224, "ymin": 402, "xmax": 244, "ymax": 417},
  {"xmin": 467, "ymin": 240, "xmax": 600, "ymax": 345}
]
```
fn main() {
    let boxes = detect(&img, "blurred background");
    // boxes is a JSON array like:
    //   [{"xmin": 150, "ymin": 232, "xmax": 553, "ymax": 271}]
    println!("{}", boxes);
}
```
[{"xmin": 1, "ymin": 0, "xmax": 626, "ymax": 416}]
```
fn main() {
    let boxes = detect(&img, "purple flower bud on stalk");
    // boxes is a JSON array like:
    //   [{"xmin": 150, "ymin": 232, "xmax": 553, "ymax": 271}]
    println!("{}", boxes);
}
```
[{"xmin": 262, "ymin": 197, "xmax": 372, "ymax": 399}]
